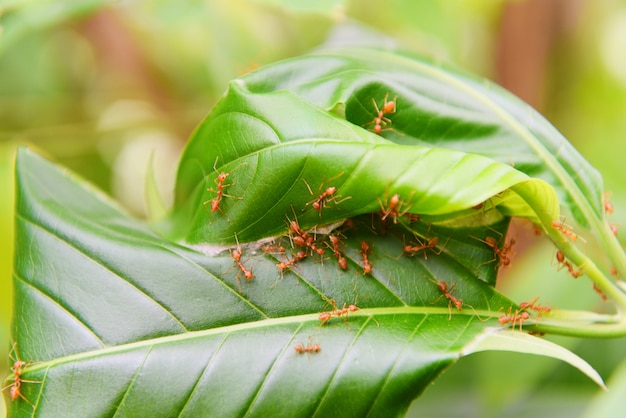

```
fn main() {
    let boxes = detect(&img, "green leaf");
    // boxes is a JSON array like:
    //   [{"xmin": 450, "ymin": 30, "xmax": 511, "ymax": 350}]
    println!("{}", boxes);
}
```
[
  {"xmin": 462, "ymin": 330, "xmax": 606, "ymax": 390},
  {"xmin": 165, "ymin": 81, "xmax": 557, "ymax": 245},
  {"xmin": 6, "ymin": 147, "xmax": 550, "ymax": 417},
  {"xmin": 7, "ymin": 46, "xmax": 613, "ymax": 416},
  {"xmin": 240, "ymin": 47, "xmax": 602, "ymax": 228}
]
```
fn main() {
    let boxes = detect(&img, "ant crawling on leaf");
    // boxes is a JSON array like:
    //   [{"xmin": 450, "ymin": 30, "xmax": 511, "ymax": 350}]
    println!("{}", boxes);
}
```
[
  {"xmin": 430, "ymin": 279, "xmax": 463, "ymax": 319},
  {"xmin": 2, "ymin": 342, "xmax": 40, "ymax": 410},
  {"xmin": 318, "ymin": 298, "xmax": 360, "ymax": 325},
  {"xmin": 301, "ymin": 173, "xmax": 351, "ymax": 217},
  {"xmin": 294, "ymin": 342, "xmax": 321, "ymax": 355},
  {"xmin": 364, "ymin": 92, "xmax": 398, "ymax": 135},
  {"xmin": 473, "ymin": 231, "xmax": 515, "ymax": 270},
  {"xmin": 203, "ymin": 157, "xmax": 247, "ymax": 218},
  {"xmin": 498, "ymin": 308, "xmax": 530, "ymax": 331},
  {"xmin": 327, "ymin": 234, "xmax": 348, "ymax": 270}
]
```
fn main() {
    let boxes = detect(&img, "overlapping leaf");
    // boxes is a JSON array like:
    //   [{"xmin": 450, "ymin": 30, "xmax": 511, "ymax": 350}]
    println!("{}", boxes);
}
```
[
  {"xmin": 166, "ymin": 81, "xmax": 557, "ymax": 245},
  {"xmin": 240, "ymin": 47, "xmax": 602, "ymax": 227}
]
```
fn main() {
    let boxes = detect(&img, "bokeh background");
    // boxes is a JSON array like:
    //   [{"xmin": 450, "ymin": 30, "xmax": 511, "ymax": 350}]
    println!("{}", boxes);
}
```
[{"xmin": 1, "ymin": 1, "xmax": 625, "ymax": 416}]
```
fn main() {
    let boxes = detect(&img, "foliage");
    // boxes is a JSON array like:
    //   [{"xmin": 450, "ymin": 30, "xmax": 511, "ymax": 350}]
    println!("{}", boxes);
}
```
[{"xmin": 4, "ymin": 47, "xmax": 625, "ymax": 417}]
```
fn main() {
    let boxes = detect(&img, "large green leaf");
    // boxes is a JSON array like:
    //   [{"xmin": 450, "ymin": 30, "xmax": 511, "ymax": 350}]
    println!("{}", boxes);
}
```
[
  {"xmin": 7, "ymin": 46, "xmax": 615, "ymax": 417},
  {"xmin": 166, "ymin": 80, "xmax": 557, "ymax": 245},
  {"xmin": 6, "ymin": 147, "xmax": 598, "ymax": 417},
  {"xmin": 239, "ymin": 48, "xmax": 603, "ymax": 227},
  {"xmin": 9, "ymin": 149, "xmax": 511, "ymax": 416}
]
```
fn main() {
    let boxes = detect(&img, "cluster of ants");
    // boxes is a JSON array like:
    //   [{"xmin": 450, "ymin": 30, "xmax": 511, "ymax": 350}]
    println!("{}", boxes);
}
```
[{"xmin": 199, "ymin": 92, "xmax": 617, "ymax": 358}]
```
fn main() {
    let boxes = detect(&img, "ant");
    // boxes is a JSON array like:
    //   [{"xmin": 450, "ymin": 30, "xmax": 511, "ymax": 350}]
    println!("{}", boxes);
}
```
[
  {"xmin": 403, "ymin": 236, "xmax": 442, "ymax": 259},
  {"xmin": 288, "ymin": 217, "xmax": 325, "ymax": 257},
  {"xmin": 555, "ymin": 251, "xmax": 583, "ymax": 278},
  {"xmin": 318, "ymin": 299, "xmax": 360, "ymax": 324},
  {"xmin": 551, "ymin": 219, "xmax": 584, "ymax": 242},
  {"xmin": 364, "ymin": 93, "xmax": 398, "ymax": 135},
  {"xmin": 294, "ymin": 342, "xmax": 321, "ymax": 354},
  {"xmin": 360, "ymin": 241, "xmax": 373, "ymax": 275},
  {"xmin": 2, "ymin": 343, "xmax": 40, "ymax": 410},
  {"xmin": 519, "ymin": 296, "xmax": 551, "ymax": 314},
  {"xmin": 327, "ymin": 234, "xmax": 348, "ymax": 270},
  {"xmin": 378, "ymin": 193, "xmax": 412, "ymax": 226},
  {"xmin": 474, "ymin": 234, "xmax": 515, "ymax": 270},
  {"xmin": 262, "ymin": 243, "xmax": 286, "ymax": 255},
  {"xmin": 301, "ymin": 175, "xmax": 351, "ymax": 216},
  {"xmin": 431, "ymin": 280, "xmax": 463, "ymax": 319},
  {"xmin": 592, "ymin": 283, "xmax": 608, "ymax": 301},
  {"xmin": 276, "ymin": 250, "xmax": 307, "ymax": 276},
  {"xmin": 498, "ymin": 308, "xmax": 530, "ymax": 331},
  {"xmin": 203, "ymin": 157, "xmax": 246, "ymax": 215},
  {"xmin": 230, "ymin": 234, "xmax": 254, "ymax": 285},
  {"xmin": 610, "ymin": 223, "xmax": 619, "ymax": 237}
]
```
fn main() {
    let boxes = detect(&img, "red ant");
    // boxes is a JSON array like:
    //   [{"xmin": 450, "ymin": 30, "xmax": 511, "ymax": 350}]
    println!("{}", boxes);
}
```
[
  {"xmin": 555, "ymin": 251, "xmax": 583, "ymax": 278},
  {"xmin": 230, "ymin": 234, "xmax": 254, "ymax": 287},
  {"xmin": 301, "ymin": 175, "xmax": 350, "ymax": 216},
  {"xmin": 318, "ymin": 299, "xmax": 360, "ymax": 324},
  {"xmin": 498, "ymin": 308, "xmax": 530, "ymax": 331},
  {"xmin": 360, "ymin": 241, "xmax": 373, "ymax": 275},
  {"xmin": 378, "ymin": 193, "xmax": 412, "ymax": 225},
  {"xmin": 610, "ymin": 223, "xmax": 619, "ymax": 237},
  {"xmin": 551, "ymin": 219, "xmax": 583, "ymax": 242},
  {"xmin": 519, "ymin": 296, "xmax": 551, "ymax": 314},
  {"xmin": 592, "ymin": 283, "xmax": 608, "ymax": 301},
  {"xmin": 403, "ymin": 236, "xmax": 442, "ymax": 259},
  {"xmin": 262, "ymin": 243, "xmax": 286, "ymax": 255},
  {"xmin": 294, "ymin": 342, "xmax": 321, "ymax": 354},
  {"xmin": 364, "ymin": 93, "xmax": 398, "ymax": 135},
  {"xmin": 2, "ymin": 343, "xmax": 40, "ymax": 410},
  {"xmin": 474, "ymin": 235, "xmax": 515, "ymax": 270},
  {"xmin": 203, "ymin": 157, "xmax": 246, "ymax": 215},
  {"xmin": 431, "ymin": 280, "xmax": 463, "ymax": 319},
  {"xmin": 276, "ymin": 250, "xmax": 307, "ymax": 275},
  {"xmin": 288, "ymin": 218, "xmax": 325, "ymax": 257},
  {"xmin": 327, "ymin": 234, "xmax": 348, "ymax": 270}
]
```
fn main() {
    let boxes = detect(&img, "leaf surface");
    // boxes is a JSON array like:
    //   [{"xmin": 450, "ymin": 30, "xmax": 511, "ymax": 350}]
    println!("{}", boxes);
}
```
[
  {"xmin": 4, "ymin": 148, "xmax": 524, "ymax": 417},
  {"xmin": 240, "ymin": 47, "xmax": 602, "ymax": 227},
  {"xmin": 167, "ymin": 81, "xmax": 557, "ymax": 245},
  {"xmin": 6, "ymin": 46, "xmax": 609, "ymax": 417}
]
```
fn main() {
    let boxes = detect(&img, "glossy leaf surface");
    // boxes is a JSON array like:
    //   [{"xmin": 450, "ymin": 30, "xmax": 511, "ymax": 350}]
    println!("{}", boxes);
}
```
[
  {"xmin": 6, "ymin": 47, "xmax": 608, "ymax": 417},
  {"xmin": 7, "ymin": 147, "xmax": 518, "ymax": 417},
  {"xmin": 240, "ymin": 47, "xmax": 602, "ymax": 227},
  {"xmin": 167, "ymin": 80, "xmax": 557, "ymax": 245}
]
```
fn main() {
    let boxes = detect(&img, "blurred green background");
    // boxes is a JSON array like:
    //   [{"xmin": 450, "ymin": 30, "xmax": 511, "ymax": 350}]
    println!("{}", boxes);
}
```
[{"xmin": 1, "ymin": 1, "xmax": 625, "ymax": 416}]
